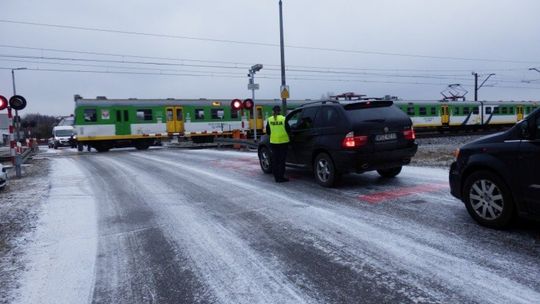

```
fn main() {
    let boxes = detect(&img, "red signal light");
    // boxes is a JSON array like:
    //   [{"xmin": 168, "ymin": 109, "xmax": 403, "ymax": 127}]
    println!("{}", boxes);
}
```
[
  {"xmin": 243, "ymin": 98, "xmax": 254, "ymax": 110},
  {"xmin": 231, "ymin": 99, "xmax": 243, "ymax": 110},
  {"xmin": 0, "ymin": 95, "xmax": 7, "ymax": 111}
]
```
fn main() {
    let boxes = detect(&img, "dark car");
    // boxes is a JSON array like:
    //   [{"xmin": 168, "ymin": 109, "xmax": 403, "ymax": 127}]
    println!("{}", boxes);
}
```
[
  {"xmin": 258, "ymin": 100, "xmax": 418, "ymax": 187},
  {"xmin": 449, "ymin": 107, "xmax": 540, "ymax": 228}
]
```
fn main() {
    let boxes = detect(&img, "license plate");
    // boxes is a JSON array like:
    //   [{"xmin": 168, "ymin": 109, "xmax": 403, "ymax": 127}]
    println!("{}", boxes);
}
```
[{"xmin": 375, "ymin": 133, "xmax": 397, "ymax": 141}]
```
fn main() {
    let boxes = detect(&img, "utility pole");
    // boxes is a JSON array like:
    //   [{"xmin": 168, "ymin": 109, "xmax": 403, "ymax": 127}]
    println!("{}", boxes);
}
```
[
  {"xmin": 279, "ymin": 0, "xmax": 288, "ymax": 112},
  {"xmin": 472, "ymin": 72, "xmax": 495, "ymax": 101}
]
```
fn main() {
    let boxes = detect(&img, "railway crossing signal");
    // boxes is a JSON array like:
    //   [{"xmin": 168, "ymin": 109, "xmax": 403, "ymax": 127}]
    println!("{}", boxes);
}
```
[
  {"xmin": 9, "ymin": 95, "xmax": 27, "ymax": 110},
  {"xmin": 0, "ymin": 95, "xmax": 7, "ymax": 110},
  {"xmin": 231, "ymin": 99, "xmax": 243, "ymax": 110},
  {"xmin": 243, "ymin": 99, "xmax": 254, "ymax": 110}
]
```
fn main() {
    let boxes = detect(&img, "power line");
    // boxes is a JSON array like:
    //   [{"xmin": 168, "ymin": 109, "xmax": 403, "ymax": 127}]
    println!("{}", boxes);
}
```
[
  {"xmin": 3, "ymin": 66, "xmax": 540, "ymax": 90},
  {"xmin": 2, "ymin": 19, "xmax": 540, "ymax": 64},
  {"xmin": 0, "ymin": 55, "xmax": 534, "ymax": 85},
  {"xmin": 0, "ymin": 44, "xmax": 535, "ymax": 74}
]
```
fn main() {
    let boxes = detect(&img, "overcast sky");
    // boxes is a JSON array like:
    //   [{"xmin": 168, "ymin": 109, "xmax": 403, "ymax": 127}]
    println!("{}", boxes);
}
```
[{"xmin": 1, "ymin": 0, "xmax": 540, "ymax": 116}]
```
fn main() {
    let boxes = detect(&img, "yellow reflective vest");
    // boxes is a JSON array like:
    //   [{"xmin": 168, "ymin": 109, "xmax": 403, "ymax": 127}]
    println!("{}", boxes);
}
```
[{"xmin": 267, "ymin": 115, "xmax": 290, "ymax": 144}]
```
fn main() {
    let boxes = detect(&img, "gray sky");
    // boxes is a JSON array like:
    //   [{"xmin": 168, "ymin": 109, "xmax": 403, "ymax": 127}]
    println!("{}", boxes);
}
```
[{"xmin": 1, "ymin": 0, "xmax": 540, "ymax": 116}]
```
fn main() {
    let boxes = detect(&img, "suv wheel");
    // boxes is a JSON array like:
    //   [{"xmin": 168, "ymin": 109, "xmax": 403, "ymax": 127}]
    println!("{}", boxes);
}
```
[
  {"xmin": 463, "ymin": 171, "xmax": 514, "ymax": 228},
  {"xmin": 314, "ymin": 153, "xmax": 339, "ymax": 187},
  {"xmin": 258, "ymin": 146, "xmax": 272, "ymax": 174},
  {"xmin": 377, "ymin": 166, "xmax": 402, "ymax": 178}
]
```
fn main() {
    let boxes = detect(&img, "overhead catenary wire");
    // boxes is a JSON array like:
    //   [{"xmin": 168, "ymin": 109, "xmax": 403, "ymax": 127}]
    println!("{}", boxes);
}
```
[
  {"xmin": 1, "ymin": 19, "xmax": 540, "ymax": 64},
  {"xmin": 2, "ymin": 66, "xmax": 540, "ymax": 90},
  {"xmin": 0, "ymin": 54, "xmax": 533, "ymax": 85}
]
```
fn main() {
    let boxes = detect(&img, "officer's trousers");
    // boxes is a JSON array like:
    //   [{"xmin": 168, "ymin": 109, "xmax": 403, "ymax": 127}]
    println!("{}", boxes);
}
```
[{"xmin": 270, "ymin": 143, "xmax": 288, "ymax": 181}]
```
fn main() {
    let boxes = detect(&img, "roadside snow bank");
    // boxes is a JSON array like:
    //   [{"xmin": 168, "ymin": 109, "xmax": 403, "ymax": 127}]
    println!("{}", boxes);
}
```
[{"xmin": 13, "ymin": 158, "xmax": 98, "ymax": 304}]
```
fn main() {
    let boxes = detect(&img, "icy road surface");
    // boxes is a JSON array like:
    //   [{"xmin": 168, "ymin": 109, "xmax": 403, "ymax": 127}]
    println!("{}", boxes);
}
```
[{"xmin": 13, "ymin": 148, "xmax": 540, "ymax": 304}]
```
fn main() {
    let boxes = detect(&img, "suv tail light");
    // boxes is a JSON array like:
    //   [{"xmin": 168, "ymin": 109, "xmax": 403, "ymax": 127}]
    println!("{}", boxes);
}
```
[
  {"xmin": 342, "ymin": 132, "xmax": 368, "ymax": 148},
  {"xmin": 403, "ymin": 128, "xmax": 416, "ymax": 140}
]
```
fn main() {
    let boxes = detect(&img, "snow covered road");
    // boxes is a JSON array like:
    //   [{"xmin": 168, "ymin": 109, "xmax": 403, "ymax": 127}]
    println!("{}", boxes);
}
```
[{"xmin": 12, "ymin": 148, "xmax": 540, "ymax": 304}]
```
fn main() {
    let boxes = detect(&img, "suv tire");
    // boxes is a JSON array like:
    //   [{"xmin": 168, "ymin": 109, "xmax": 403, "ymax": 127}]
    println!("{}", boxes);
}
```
[
  {"xmin": 258, "ymin": 146, "xmax": 272, "ymax": 174},
  {"xmin": 314, "ymin": 153, "xmax": 339, "ymax": 187},
  {"xmin": 377, "ymin": 166, "xmax": 402, "ymax": 178},
  {"xmin": 463, "ymin": 171, "xmax": 514, "ymax": 229}
]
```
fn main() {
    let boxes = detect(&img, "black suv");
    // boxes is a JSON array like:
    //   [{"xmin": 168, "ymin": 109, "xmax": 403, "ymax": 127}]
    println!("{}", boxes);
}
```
[
  {"xmin": 450, "ymin": 107, "xmax": 540, "ymax": 228},
  {"xmin": 258, "ymin": 100, "xmax": 418, "ymax": 187}
]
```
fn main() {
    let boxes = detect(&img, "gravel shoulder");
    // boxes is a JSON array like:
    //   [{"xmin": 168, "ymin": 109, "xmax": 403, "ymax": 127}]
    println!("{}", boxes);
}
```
[{"xmin": 411, "ymin": 135, "xmax": 484, "ymax": 168}]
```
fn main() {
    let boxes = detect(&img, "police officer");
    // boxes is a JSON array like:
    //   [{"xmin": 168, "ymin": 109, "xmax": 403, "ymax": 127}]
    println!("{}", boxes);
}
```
[{"xmin": 266, "ymin": 105, "xmax": 290, "ymax": 183}]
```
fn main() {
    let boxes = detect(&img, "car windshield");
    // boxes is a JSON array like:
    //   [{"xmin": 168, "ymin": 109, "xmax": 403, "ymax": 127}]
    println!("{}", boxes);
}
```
[{"xmin": 54, "ymin": 130, "xmax": 73, "ymax": 137}]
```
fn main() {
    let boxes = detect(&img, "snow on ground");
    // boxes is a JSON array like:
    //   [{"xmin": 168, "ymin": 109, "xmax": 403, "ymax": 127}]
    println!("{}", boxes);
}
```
[
  {"xmin": 0, "ymin": 158, "xmax": 49, "ymax": 304},
  {"xmin": 10, "ymin": 158, "xmax": 98, "ymax": 304}
]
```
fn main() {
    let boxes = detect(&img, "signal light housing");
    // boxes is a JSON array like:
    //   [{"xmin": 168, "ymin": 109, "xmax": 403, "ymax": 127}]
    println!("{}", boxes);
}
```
[
  {"xmin": 243, "ymin": 98, "xmax": 254, "ymax": 110},
  {"xmin": 231, "ymin": 99, "xmax": 243, "ymax": 110},
  {"xmin": 0, "ymin": 95, "xmax": 7, "ymax": 111},
  {"xmin": 342, "ymin": 131, "xmax": 368, "ymax": 148},
  {"xmin": 9, "ymin": 95, "xmax": 27, "ymax": 111}
]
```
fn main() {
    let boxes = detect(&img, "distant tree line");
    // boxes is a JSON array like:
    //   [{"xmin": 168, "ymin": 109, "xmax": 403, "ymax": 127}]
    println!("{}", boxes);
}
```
[{"xmin": 21, "ymin": 113, "xmax": 58, "ymax": 139}]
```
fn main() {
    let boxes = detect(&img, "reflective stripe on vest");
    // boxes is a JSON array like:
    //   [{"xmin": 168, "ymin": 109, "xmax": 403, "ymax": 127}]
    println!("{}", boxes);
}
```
[{"xmin": 268, "ymin": 115, "xmax": 290, "ymax": 144}]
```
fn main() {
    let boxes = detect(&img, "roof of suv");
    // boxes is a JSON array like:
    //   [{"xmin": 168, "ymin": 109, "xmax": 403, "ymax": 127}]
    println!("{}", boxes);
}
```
[{"xmin": 297, "ymin": 99, "xmax": 394, "ymax": 109}]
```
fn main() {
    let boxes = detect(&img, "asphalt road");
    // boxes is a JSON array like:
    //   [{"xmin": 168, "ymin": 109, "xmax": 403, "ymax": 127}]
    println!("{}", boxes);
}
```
[{"xmin": 14, "ymin": 148, "xmax": 540, "ymax": 304}]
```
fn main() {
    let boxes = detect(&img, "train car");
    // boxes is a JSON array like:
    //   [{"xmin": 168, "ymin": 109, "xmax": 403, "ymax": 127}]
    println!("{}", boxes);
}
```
[
  {"xmin": 73, "ymin": 96, "xmax": 308, "ymax": 151},
  {"xmin": 73, "ymin": 95, "xmax": 539, "ymax": 152},
  {"xmin": 394, "ymin": 100, "xmax": 539, "ymax": 130}
]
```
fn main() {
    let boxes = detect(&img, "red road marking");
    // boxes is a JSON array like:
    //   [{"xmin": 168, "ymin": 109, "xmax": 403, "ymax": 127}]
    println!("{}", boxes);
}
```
[{"xmin": 359, "ymin": 183, "xmax": 448, "ymax": 204}]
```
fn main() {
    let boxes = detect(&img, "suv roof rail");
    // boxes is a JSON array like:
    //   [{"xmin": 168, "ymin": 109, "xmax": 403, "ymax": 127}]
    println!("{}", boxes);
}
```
[{"xmin": 299, "ymin": 100, "xmax": 340, "ymax": 107}]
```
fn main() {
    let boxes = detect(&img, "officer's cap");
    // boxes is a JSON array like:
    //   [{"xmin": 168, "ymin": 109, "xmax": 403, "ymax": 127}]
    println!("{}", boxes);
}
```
[{"xmin": 272, "ymin": 105, "xmax": 281, "ymax": 112}]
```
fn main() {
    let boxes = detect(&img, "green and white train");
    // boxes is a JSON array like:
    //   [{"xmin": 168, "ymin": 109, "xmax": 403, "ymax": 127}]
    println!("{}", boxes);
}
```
[{"xmin": 73, "ymin": 95, "xmax": 539, "ymax": 152}]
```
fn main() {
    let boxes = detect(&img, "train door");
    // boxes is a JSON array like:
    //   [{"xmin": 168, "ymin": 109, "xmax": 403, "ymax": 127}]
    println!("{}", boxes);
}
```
[
  {"xmin": 175, "ymin": 107, "xmax": 184, "ymax": 133},
  {"xmin": 166, "ymin": 106, "xmax": 184, "ymax": 133},
  {"xmin": 517, "ymin": 106, "xmax": 524, "ymax": 121},
  {"xmin": 441, "ymin": 105, "xmax": 450, "ymax": 126},
  {"xmin": 115, "ymin": 107, "xmax": 131, "ymax": 136}
]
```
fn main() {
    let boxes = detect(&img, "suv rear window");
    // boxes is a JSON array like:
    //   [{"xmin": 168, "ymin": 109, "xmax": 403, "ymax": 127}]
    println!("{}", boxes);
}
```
[{"xmin": 344, "ymin": 104, "xmax": 406, "ymax": 123}]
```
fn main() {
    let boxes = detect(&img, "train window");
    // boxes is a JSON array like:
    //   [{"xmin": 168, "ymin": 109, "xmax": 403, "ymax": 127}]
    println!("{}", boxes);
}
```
[
  {"xmin": 509, "ymin": 107, "xmax": 514, "ymax": 114},
  {"xmin": 211, "ymin": 109, "xmax": 225, "ymax": 119},
  {"xmin": 430, "ymin": 107, "xmax": 437, "ymax": 115},
  {"xmin": 493, "ymin": 107, "xmax": 500, "ymax": 114},
  {"xmin": 526, "ymin": 107, "xmax": 531, "ymax": 114},
  {"xmin": 195, "ymin": 109, "xmax": 205, "ymax": 120},
  {"xmin": 419, "ymin": 107, "xmax": 427, "ymax": 116},
  {"xmin": 257, "ymin": 107, "xmax": 263, "ymax": 119},
  {"xmin": 231, "ymin": 109, "xmax": 239, "ymax": 119},
  {"xmin": 501, "ymin": 107, "xmax": 507, "ymax": 114},
  {"xmin": 407, "ymin": 107, "xmax": 415, "ymax": 116},
  {"xmin": 453, "ymin": 107, "xmax": 459, "ymax": 115},
  {"xmin": 473, "ymin": 108, "xmax": 479, "ymax": 114},
  {"xmin": 83, "ymin": 109, "xmax": 97, "ymax": 122},
  {"xmin": 116, "ymin": 110, "xmax": 122, "ymax": 122},
  {"xmin": 463, "ymin": 107, "xmax": 470, "ymax": 115},
  {"xmin": 176, "ymin": 108, "xmax": 183, "ymax": 121},
  {"xmin": 166, "ymin": 109, "xmax": 173, "ymax": 121},
  {"xmin": 136, "ymin": 109, "xmax": 153, "ymax": 121},
  {"xmin": 485, "ymin": 107, "xmax": 492, "ymax": 114}
]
